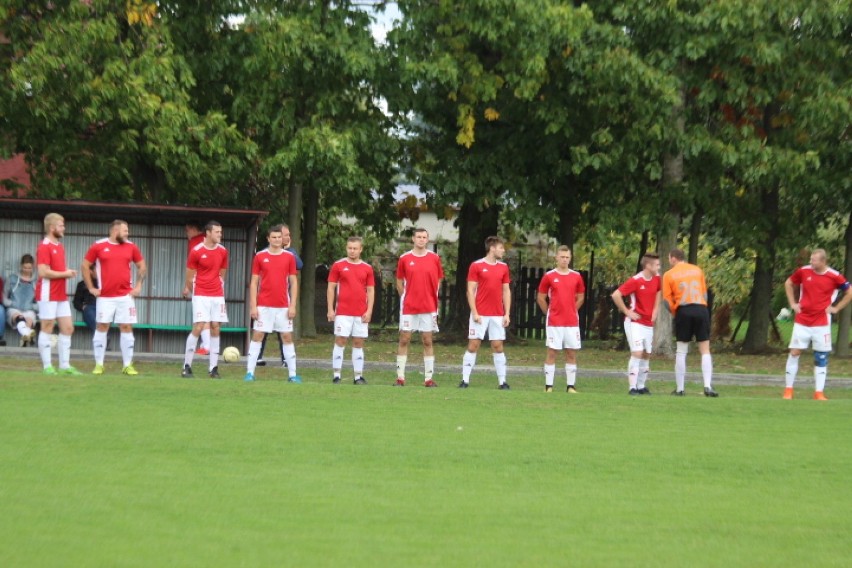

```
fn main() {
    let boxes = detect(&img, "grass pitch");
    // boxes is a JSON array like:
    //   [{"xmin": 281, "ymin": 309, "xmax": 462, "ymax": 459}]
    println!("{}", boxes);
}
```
[{"xmin": 1, "ymin": 361, "xmax": 851, "ymax": 567}]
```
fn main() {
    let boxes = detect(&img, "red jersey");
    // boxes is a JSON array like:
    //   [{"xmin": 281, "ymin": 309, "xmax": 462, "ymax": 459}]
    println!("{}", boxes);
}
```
[
  {"xmin": 187, "ymin": 234, "xmax": 204, "ymax": 254},
  {"xmin": 467, "ymin": 258, "xmax": 511, "ymax": 316},
  {"xmin": 789, "ymin": 265, "xmax": 850, "ymax": 327},
  {"xmin": 538, "ymin": 269, "xmax": 585, "ymax": 327},
  {"xmin": 188, "ymin": 243, "xmax": 229, "ymax": 297},
  {"xmin": 617, "ymin": 272, "xmax": 661, "ymax": 327},
  {"xmin": 36, "ymin": 238, "xmax": 69, "ymax": 302},
  {"xmin": 328, "ymin": 259, "xmax": 375, "ymax": 317},
  {"xmin": 252, "ymin": 249, "xmax": 297, "ymax": 308},
  {"xmin": 84, "ymin": 239, "xmax": 144, "ymax": 298},
  {"xmin": 397, "ymin": 250, "xmax": 444, "ymax": 315}
]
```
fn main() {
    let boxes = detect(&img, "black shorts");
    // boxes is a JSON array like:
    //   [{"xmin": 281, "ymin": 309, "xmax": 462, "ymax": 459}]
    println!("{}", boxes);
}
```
[{"xmin": 674, "ymin": 304, "xmax": 711, "ymax": 342}]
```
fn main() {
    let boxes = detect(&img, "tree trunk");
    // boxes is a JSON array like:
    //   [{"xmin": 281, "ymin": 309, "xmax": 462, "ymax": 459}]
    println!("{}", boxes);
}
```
[
  {"xmin": 451, "ymin": 200, "xmax": 500, "ymax": 334},
  {"xmin": 836, "ymin": 210, "xmax": 852, "ymax": 357},
  {"xmin": 742, "ymin": 186, "xmax": 779, "ymax": 353},
  {"xmin": 288, "ymin": 180, "xmax": 303, "ymax": 338},
  {"xmin": 299, "ymin": 183, "xmax": 319, "ymax": 337},
  {"xmin": 688, "ymin": 207, "xmax": 702, "ymax": 264}
]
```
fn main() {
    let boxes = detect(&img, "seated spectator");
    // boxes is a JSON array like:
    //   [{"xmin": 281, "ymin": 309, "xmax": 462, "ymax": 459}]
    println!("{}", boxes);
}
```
[
  {"xmin": 0, "ymin": 274, "xmax": 5, "ymax": 346},
  {"xmin": 4, "ymin": 254, "xmax": 37, "ymax": 346},
  {"xmin": 73, "ymin": 269, "xmax": 98, "ymax": 332}
]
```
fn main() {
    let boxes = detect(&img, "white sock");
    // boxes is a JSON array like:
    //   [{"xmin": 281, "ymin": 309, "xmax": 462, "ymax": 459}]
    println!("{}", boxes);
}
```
[
  {"xmin": 352, "ymin": 347, "xmax": 365, "ymax": 377},
  {"xmin": 200, "ymin": 328, "xmax": 211, "ymax": 350},
  {"xmin": 424, "ymin": 356, "xmax": 435, "ymax": 381},
  {"xmin": 183, "ymin": 334, "xmax": 197, "ymax": 367},
  {"xmin": 544, "ymin": 364, "xmax": 555, "ymax": 387},
  {"xmin": 120, "ymin": 332, "xmax": 135, "ymax": 367},
  {"xmin": 396, "ymin": 355, "xmax": 407, "ymax": 379},
  {"xmin": 814, "ymin": 366, "xmax": 827, "ymax": 392},
  {"xmin": 58, "ymin": 334, "xmax": 72, "ymax": 369},
  {"xmin": 701, "ymin": 354, "xmax": 712, "ymax": 388},
  {"xmin": 675, "ymin": 353, "xmax": 686, "ymax": 392},
  {"xmin": 332, "ymin": 344, "xmax": 345, "ymax": 376},
  {"xmin": 638, "ymin": 359, "xmax": 650, "ymax": 389},
  {"xmin": 282, "ymin": 343, "xmax": 297, "ymax": 377},
  {"xmin": 93, "ymin": 330, "xmax": 108, "ymax": 365},
  {"xmin": 785, "ymin": 354, "xmax": 799, "ymax": 388},
  {"xmin": 493, "ymin": 352, "xmax": 507, "ymax": 385},
  {"xmin": 628, "ymin": 356, "xmax": 641, "ymax": 389},
  {"xmin": 247, "ymin": 340, "xmax": 262, "ymax": 374},
  {"xmin": 209, "ymin": 336, "xmax": 221, "ymax": 370},
  {"xmin": 38, "ymin": 331, "xmax": 52, "ymax": 368},
  {"xmin": 565, "ymin": 364, "xmax": 577, "ymax": 387},
  {"xmin": 462, "ymin": 351, "xmax": 477, "ymax": 382}
]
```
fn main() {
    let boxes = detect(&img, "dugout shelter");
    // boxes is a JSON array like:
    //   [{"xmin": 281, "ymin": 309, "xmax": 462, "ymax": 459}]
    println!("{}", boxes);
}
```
[{"xmin": 0, "ymin": 198, "xmax": 266, "ymax": 353}]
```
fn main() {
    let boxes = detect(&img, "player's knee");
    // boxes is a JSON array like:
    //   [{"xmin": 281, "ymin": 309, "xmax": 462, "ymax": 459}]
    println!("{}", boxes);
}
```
[
  {"xmin": 814, "ymin": 351, "xmax": 829, "ymax": 368},
  {"xmin": 676, "ymin": 342, "xmax": 689, "ymax": 355}
]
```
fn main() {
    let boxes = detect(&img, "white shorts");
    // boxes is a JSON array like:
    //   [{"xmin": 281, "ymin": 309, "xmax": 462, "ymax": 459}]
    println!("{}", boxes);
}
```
[
  {"xmin": 468, "ymin": 315, "xmax": 506, "ymax": 341},
  {"xmin": 253, "ymin": 307, "xmax": 292, "ymax": 333},
  {"xmin": 192, "ymin": 296, "xmax": 229, "ymax": 323},
  {"xmin": 789, "ymin": 323, "xmax": 832, "ymax": 352},
  {"xmin": 546, "ymin": 326, "xmax": 582, "ymax": 350},
  {"xmin": 624, "ymin": 321, "xmax": 654, "ymax": 353},
  {"xmin": 37, "ymin": 300, "xmax": 72, "ymax": 321},
  {"xmin": 334, "ymin": 315, "xmax": 369, "ymax": 338},
  {"xmin": 400, "ymin": 313, "xmax": 439, "ymax": 333},
  {"xmin": 7, "ymin": 308, "xmax": 37, "ymax": 326},
  {"xmin": 97, "ymin": 295, "xmax": 138, "ymax": 324}
]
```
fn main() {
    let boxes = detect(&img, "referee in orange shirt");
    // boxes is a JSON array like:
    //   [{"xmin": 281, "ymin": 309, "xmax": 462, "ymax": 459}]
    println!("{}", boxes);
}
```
[{"xmin": 662, "ymin": 249, "xmax": 718, "ymax": 397}]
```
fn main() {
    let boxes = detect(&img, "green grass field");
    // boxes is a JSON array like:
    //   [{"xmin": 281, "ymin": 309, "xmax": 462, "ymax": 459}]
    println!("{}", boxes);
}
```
[{"xmin": 2, "ymin": 360, "xmax": 852, "ymax": 567}]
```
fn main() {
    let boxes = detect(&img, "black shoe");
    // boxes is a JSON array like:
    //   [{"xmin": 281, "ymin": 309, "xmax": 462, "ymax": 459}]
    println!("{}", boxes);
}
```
[
  {"xmin": 629, "ymin": 388, "xmax": 640, "ymax": 396},
  {"xmin": 354, "ymin": 377, "xmax": 367, "ymax": 385},
  {"xmin": 208, "ymin": 366, "xmax": 220, "ymax": 379},
  {"xmin": 458, "ymin": 380, "xmax": 469, "ymax": 389},
  {"xmin": 545, "ymin": 385, "xmax": 553, "ymax": 392},
  {"xmin": 332, "ymin": 376, "xmax": 341, "ymax": 384},
  {"xmin": 671, "ymin": 390, "xmax": 684, "ymax": 396},
  {"xmin": 498, "ymin": 383, "xmax": 510, "ymax": 390},
  {"xmin": 181, "ymin": 365, "xmax": 193, "ymax": 378},
  {"xmin": 567, "ymin": 385, "xmax": 578, "ymax": 394},
  {"xmin": 256, "ymin": 359, "xmax": 267, "ymax": 367},
  {"xmin": 638, "ymin": 387, "xmax": 652, "ymax": 395},
  {"xmin": 704, "ymin": 387, "xmax": 719, "ymax": 398}
]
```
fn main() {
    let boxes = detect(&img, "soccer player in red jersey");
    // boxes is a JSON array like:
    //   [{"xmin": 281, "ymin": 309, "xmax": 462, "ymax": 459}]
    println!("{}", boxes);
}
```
[
  {"xmin": 185, "ymin": 220, "xmax": 210, "ymax": 355},
  {"xmin": 327, "ymin": 236, "xmax": 375, "ymax": 385},
  {"xmin": 35, "ymin": 213, "xmax": 79, "ymax": 375},
  {"xmin": 783, "ymin": 249, "xmax": 852, "ymax": 400},
  {"xmin": 182, "ymin": 221, "xmax": 229, "ymax": 378},
  {"xmin": 537, "ymin": 246, "xmax": 586, "ymax": 393},
  {"xmin": 612, "ymin": 253, "xmax": 662, "ymax": 395},
  {"xmin": 459, "ymin": 236, "xmax": 512, "ymax": 389},
  {"xmin": 395, "ymin": 228, "xmax": 444, "ymax": 387},
  {"xmin": 81, "ymin": 219, "xmax": 147, "ymax": 376},
  {"xmin": 244, "ymin": 224, "xmax": 300, "ymax": 382}
]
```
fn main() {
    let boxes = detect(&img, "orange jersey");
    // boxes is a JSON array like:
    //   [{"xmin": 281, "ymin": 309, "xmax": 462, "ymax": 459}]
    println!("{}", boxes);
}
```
[{"xmin": 662, "ymin": 262, "xmax": 708, "ymax": 313}]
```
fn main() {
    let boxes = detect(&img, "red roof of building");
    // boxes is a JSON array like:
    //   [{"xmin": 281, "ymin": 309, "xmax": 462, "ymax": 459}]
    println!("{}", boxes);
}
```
[{"xmin": 0, "ymin": 154, "xmax": 31, "ymax": 196}]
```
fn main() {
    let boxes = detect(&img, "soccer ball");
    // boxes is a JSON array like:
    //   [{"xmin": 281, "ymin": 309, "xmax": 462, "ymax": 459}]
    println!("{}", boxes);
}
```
[{"xmin": 222, "ymin": 346, "xmax": 241, "ymax": 363}]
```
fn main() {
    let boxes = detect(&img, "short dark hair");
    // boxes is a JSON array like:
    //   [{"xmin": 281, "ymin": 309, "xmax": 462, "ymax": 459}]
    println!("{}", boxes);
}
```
[
  {"xmin": 484, "ymin": 236, "xmax": 504, "ymax": 252},
  {"xmin": 641, "ymin": 253, "xmax": 659, "ymax": 268},
  {"xmin": 205, "ymin": 220, "xmax": 222, "ymax": 233},
  {"xmin": 347, "ymin": 236, "xmax": 363, "ymax": 245},
  {"xmin": 413, "ymin": 227, "xmax": 429, "ymax": 237},
  {"xmin": 21, "ymin": 253, "xmax": 34, "ymax": 265},
  {"xmin": 186, "ymin": 220, "xmax": 204, "ymax": 232},
  {"xmin": 669, "ymin": 248, "xmax": 685, "ymax": 261},
  {"xmin": 268, "ymin": 224, "xmax": 284, "ymax": 235},
  {"xmin": 110, "ymin": 219, "xmax": 128, "ymax": 230}
]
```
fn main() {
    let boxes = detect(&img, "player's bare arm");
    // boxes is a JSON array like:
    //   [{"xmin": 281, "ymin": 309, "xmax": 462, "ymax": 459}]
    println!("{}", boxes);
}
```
[
  {"xmin": 326, "ymin": 281, "xmax": 337, "ymax": 322},
  {"xmin": 575, "ymin": 292, "xmax": 585, "ymax": 312},
  {"xmin": 395, "ymin": 277, "xmax": 404, "ymax": 297},
  {"xmin": 80, "ymin": 259, "xmax": 99, "ymax": 297},
  {"xmin": 611, "ymin": 289, "xmax": 638, "ymax": 321},
  {"xmin": 41, "ymin": 263, "xmax": 76, "ymax": 280},
  {"xmin": 363, "ymin": 286, "xmax": 375, "ymax": 323},
  {"xmin": 651, "ymin": 291, "xmax": 662, "ymax": 323},
  {"xmin": 249, "ymin": 274, "xmax": 260, "ymax": 320},
  {"xmin": 536, "ymin": 292, "xmax": 549, "ymax": 314},
  {"xmin": 131, "ymin": 260, "xmax": 147, "ymax": 297},
  {"xmin": 467, "ymin": 281, "xmax": 479, "ymax": 323},
  {"xmin": 287, "ymin": 274, "xmax": 298, "ymax": 319},
  {"xmin": 828, "ymin": 285, "xmax": 852, "ymax": 314},
  {"xmin": 784, "ymin": 278, "xmax": 800, "ymax": 314},
  {"xmin": 502, "ymin": 282, "xmax": 511, "ymax": 327},
  {"xmin": 183, "ymin": 268, "xmax": 196, "ymax": 297}
]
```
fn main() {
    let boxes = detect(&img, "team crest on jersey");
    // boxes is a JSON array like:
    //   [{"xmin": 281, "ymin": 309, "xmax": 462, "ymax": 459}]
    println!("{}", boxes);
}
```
[
  {"xmin": 104, "ymin": 247, "xmax": 110, "ymax": 252},
  {"xmin": 554, "ymin": 278, "xmax": 560, "ymax": 282},
  {"xmin": 201, "ymin": 254, "xmax": 208, "ymax": 258},
  {"xmin": 409, "ymin": 261, "xmax": 415, "ymax": 266},
  {"xmin": 343, "ymin": 267, "xmax": 349, "ymax": 271},
  {"xmin": 640, "ymin": 285, "xmax": 645, "ymax": 289},
  {"xmin": 263, "ymin": 258, "xmax": 269, "ymax": 263}
]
